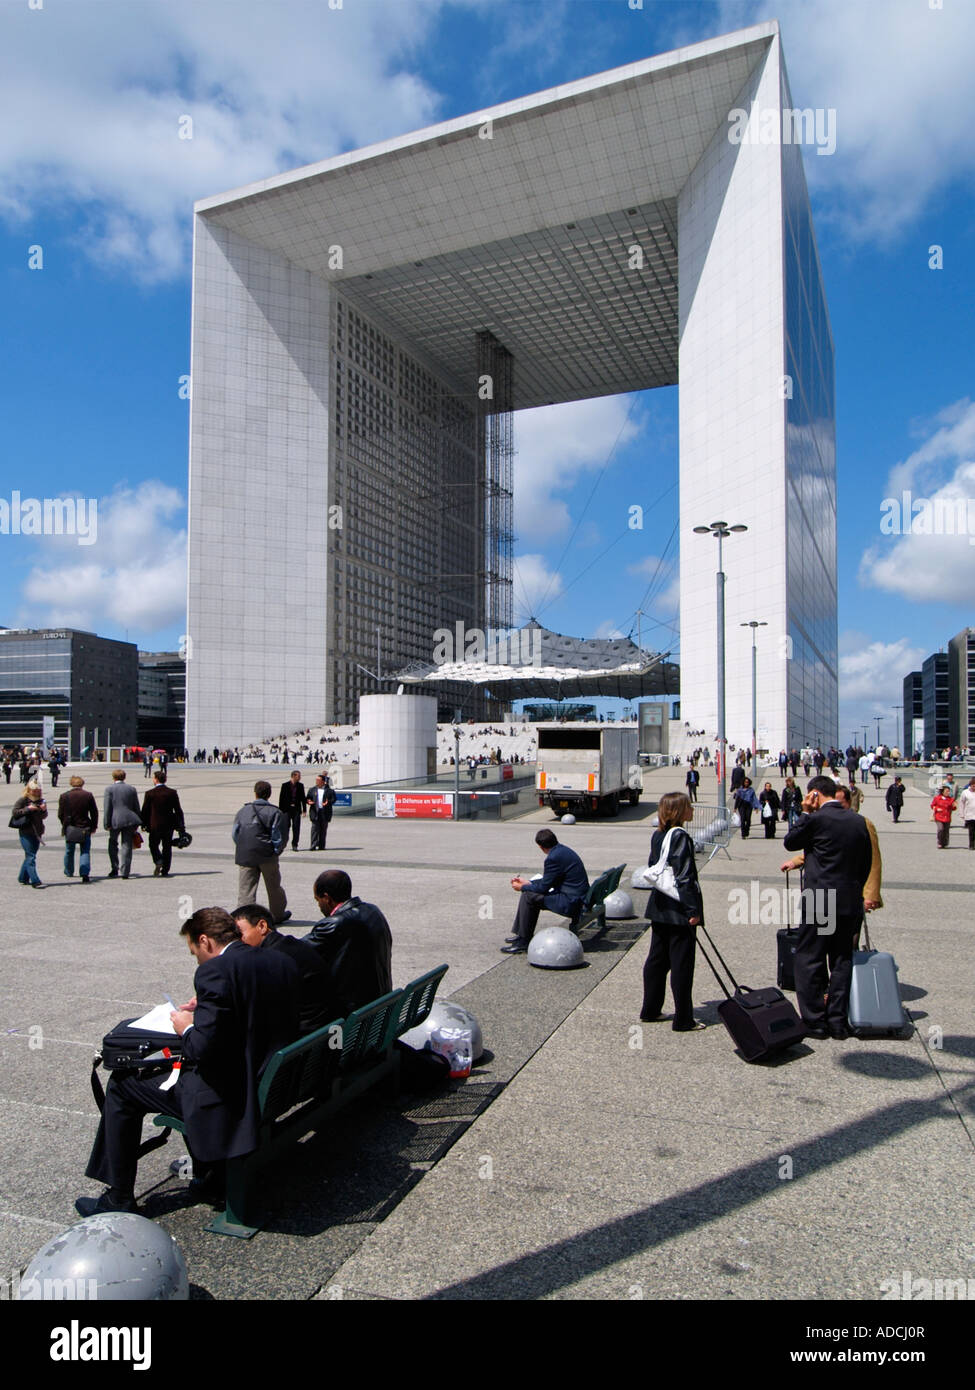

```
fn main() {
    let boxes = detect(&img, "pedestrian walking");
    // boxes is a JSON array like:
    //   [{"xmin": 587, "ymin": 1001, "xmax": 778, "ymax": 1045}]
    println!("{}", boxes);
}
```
[
  {"xmin": 930, "ymin": 786, "xmax": 956, "ymax": 849},
  {"xmin": 733, "ymin": 777, "xmax": 760, "ymax": 839},
  {"xmin": 759, "ymin": 782, "xmax": 781, "ymax": 838},
  {"xmin": 885, "ymin": 776, "xmax": 905, "ymax": 824},
  {"xmin": 11, "ymin": 782, "xmax": 47, "ymax": 888}
]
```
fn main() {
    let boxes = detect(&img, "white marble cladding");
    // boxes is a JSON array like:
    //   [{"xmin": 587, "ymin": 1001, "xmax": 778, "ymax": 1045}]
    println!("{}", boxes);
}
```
[
  {"xmin": 358, "ymin": 694, "xmax": 438, "ymax": 784},
  {"xmin": 678, "ymin": 36, "xmax": 796, "ymax": 753},
  {"xmin": 186, "ymin": 219, "xmax": 332, "ymax": 750}
]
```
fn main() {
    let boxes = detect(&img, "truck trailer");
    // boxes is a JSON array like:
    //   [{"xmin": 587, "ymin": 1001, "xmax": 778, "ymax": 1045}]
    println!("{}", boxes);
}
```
[{"xmin": 535, "ymin": 725, "xmax": 642, "ymax": 817}]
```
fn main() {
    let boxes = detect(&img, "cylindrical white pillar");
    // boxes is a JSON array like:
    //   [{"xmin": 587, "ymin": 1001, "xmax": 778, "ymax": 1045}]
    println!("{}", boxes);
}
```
[{"xmin": 358, "ymin": 694, "xmax": 438, "ymax": 785}]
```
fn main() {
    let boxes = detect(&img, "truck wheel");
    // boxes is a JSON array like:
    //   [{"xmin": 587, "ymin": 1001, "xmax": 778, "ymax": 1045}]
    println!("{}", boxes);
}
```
[
  {"xmin": 629, "ymin": 790, "xmax": 640, "ymax": 806},
  {"xmin": 606, "ymin": 792, "xmax": 620, "ymax": 817}
]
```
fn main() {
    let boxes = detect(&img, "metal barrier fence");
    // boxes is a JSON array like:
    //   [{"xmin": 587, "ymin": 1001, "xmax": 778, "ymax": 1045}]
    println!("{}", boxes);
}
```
[{"xmin": 687, "ymin": 801, "xmax": 735, "ymax": 864}]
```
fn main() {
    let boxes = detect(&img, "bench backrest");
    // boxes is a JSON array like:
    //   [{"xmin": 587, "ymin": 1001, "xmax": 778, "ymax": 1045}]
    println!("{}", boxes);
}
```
[
  {"xmin": 388, "ymin": 963, "xmax": 449, "ymax": 1047},
  {"xmin": 584, "ymin": 864, "xmax": 626, "ymax": 909},
  {"xmin": 340, "ymin": 989, "xmax": 405, "ymax": 1068},
  {"xmin": 258, "ymin": 1020, "xmax": 345, "ymax": 1121}
]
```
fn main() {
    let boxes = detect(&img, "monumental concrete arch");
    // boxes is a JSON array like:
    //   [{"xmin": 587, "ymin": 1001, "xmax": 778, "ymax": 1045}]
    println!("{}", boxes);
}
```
[{"xmin": 186, "ymin": 19, "xmax": 837, "ymax": 752}]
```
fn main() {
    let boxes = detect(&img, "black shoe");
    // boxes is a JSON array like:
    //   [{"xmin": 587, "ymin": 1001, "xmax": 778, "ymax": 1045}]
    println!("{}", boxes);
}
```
[
  {"xmin": 31, "ymin": 882, "xmax": 44, "ymax": 889},
  {"xmin": 828, "ymin": 1026, "xmax": 851, "ymax": 1039},
  {"xmin": 153, "ymin": 866, "xmax": 161, "ymax": 876},
  {"xmin": 81, "ymin": 876, "xmax": 91, "ymax": 884},
  {"xmin": 806, "ymin": 1026, "xmax": 829, "ymax": 1039},
  {"xmin": 500, "ymin": 943, "xmax": 527, "ymax": 954},
  {"xmin": 275, "ymin": 911, "xmax": 292, "ymax": 925},
  {"xmin": 75, "ymin": 1189, "xmax": 138, "ymax": 1218},
  {"xmin": 107, "ymin": 870, "xmax": 119, "ymax": 878},
  {"xmin": 504, "ymin": 935, "xmax": 519, "ymax": 943}
]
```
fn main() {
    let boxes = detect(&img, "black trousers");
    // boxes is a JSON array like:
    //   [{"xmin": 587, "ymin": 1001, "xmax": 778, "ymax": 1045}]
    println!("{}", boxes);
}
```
[
  {"xmin": 86, "ymin": 1071, "xmax": 185, "ymax": 1199},
  {"xmin": 967, "ymin": 819, "xmax": 975, "ymax": 850},
  {"xmin": 148, "ymin": 831, "xmax": 173, "ymax": 874},
  {"xmin": 511, "ymin": 890, "xmax": 579, "ymax": 943},
  {"xmin": 739, "ymin": 805, "xmax": 753, "ymax": 837},
  {"xmin": 310, "ymin": 814, "xmax": 331, "ymax": 849},
  {"xmin": 793, "ymin": 909, "xmax": 861, "ymax": 1031},
  {"xmin": 762, "ymin": 813, "xmax": 776, "ymax": 838},
  {"xmin": 287, "ymin": 809, "xmax": 302, "ymax": 849},
  {"xmin": 641, "ymin": 922, "xmax": 697, "ymax": 1030}
]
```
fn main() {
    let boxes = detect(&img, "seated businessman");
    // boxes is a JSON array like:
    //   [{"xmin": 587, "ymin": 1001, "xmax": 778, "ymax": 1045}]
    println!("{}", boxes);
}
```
[
  {"xmin": 75, "ymin": 906, "xmax": 300, "ymax": 1216},
  {"xmin": 502, "ymin": 829, "xmax": 589, "ymax": 953}
]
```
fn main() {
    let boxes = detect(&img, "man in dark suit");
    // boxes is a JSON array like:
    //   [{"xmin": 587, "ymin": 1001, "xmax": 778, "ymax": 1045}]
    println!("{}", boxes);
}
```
[
  {"xmin": 307, "ymin": 773, "xmax": 336, "ymax": 850},
  {"xmin": 234, "ymin": 903, "xmax": 334, "ymax": 1034},
  {"xmin": 301, "ymin": 870, "xmax": 393, "ymax": 1015},
  {"xmin": 76, "ymin": 907, "xmax": 300, "ymax": 1215},
  {"xmin": 782, "ymin": 775, "xmax": 872, "ymax": 1039},
  {"xmin": 278, "ymin": 769, "xmax": 307, "ymax": 851},
  {"xmin": 502, "ymin": 828, "xmax": 589, "ymax": 953},
  {"xmin": 58, "ymin": 774, "xmax": 99, "ymax": 882},
  {"xmin": 141, "ymin": 771, "xmax": 185, "ymax": 877}
]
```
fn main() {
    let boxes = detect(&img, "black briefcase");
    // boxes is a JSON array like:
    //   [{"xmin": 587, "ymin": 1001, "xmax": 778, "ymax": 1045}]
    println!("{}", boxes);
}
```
[{"xmin": 698, "ymin": 926, "xmax": 807, "ymax": 1063}]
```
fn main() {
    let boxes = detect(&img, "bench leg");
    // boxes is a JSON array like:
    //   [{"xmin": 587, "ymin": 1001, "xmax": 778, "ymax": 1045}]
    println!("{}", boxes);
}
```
[{"xmin": 206, "ymin": 1159, "xmax": 260, "ymax": 1239}]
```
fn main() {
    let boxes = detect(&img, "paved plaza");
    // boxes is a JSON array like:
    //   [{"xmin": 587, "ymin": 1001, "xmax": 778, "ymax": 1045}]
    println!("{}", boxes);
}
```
[{"xmin": 1, "ymin": 763, "xmax": 972, "ymax": 1301}]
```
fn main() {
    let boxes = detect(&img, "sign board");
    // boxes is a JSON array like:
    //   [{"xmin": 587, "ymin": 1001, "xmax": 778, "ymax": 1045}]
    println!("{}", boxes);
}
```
[
  {"xmin": 333, "ymin": 791, "xmax": 352, "ymax": 807},
  {"xmin": 42, "ymin": 715, "xmax": 55, "ymax": 757},
  {"xmin": 501, "ymin": 764, "xmax": 513, "ymax": 780},
  {"xmin": 375, "ymin": 791, "xmax": 453, "ymax": 819}
]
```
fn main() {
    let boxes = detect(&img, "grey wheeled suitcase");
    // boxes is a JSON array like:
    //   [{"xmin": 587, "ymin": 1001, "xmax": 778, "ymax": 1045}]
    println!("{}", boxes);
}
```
[{"xmin": 848, "ymin": 921, "xmax": 905, "ymax": 1036}]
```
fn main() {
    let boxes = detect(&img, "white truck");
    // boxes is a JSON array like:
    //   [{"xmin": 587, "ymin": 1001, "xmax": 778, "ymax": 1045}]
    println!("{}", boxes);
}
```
[{"xmin": 535, "ymin": 725, "xmax": 642, "ymax": 817}]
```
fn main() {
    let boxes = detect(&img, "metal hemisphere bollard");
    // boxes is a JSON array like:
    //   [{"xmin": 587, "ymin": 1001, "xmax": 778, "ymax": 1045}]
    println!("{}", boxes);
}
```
[
  {"xmin": 560, "ymin": 813, "xmax": 576, "ymax": 824},
  {"xmin": 603, "ymin": 889, "xmax": 634, "ymax": 919},
  {"xmin": 527, "ymin": 925, "xmax": 585, "ymax": 969},
  {"xmin": 21, "ymin": 1213, "xmax": 189, "ymax": 1301},
  {"xmin": 399, "ymin": 999, "xmax": 483, "ymax": 1064}
]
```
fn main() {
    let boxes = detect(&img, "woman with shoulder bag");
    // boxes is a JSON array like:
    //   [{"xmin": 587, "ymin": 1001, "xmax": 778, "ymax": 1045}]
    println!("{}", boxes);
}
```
[
  {"xmin": 640, "ymin": 791, "xmax": 706, "ymax": 1032},
  {"xmin": 12, "ymin": 781, "xmax": 47, "ymax": 888}
]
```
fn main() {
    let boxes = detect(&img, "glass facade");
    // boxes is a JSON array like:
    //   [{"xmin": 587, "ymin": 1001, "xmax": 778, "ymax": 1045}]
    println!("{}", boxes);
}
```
[
  {"xmin": 0, "ymin": 630, "xmax": 138, "ymax": 754},
  {"xmin": 0, "ymin": 633, "xmax": 72, "ymax": 748},
  {"xmin": 921, "ymin": 652, "xmax": 950, "ymax": 757},
  {"xmin": 781, "ymin": 105, "xmax": 838, "ymax": 750},
  {"xmin": 328, "ymin": 298, "xmax": 485, "ymax": 722}
]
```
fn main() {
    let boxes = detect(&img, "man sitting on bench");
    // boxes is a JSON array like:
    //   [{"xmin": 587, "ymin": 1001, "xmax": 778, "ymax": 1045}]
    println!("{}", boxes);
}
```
[
  {"xmin": 502, "ymin": 829, "xmax": 589, "ymax": 954},
  {"xmin": 301, "ymin": 870, "xmax": 393, "ymax": 1017},
  {"xmin": 75, "ymin": 907, "xmax": 299, "ymax": 1217}
]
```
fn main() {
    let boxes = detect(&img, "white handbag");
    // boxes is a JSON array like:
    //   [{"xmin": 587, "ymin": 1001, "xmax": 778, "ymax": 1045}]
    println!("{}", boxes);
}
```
[
  {"xmin": 647, "ymin": 826, "xmax": 681, "ymax": 900},
  {"xmin": 761, "ymin": 802, "xmax": 773, "ymax": 819}
]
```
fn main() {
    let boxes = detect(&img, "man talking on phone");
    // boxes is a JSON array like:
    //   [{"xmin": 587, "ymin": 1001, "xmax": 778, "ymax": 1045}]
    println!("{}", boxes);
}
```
[{"xmin": 781, "ymin": 776, "xmax": 872, "ymax": 1039}]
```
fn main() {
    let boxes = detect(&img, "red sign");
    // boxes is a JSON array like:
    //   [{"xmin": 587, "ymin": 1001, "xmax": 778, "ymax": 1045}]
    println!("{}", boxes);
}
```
[
  {"xmin": 376, "ymin": 792, "xmax": 454, "ymax": 819},
  {"xmin": 502, "ymin": 764, "xmax": 513, "ymax": 780}
]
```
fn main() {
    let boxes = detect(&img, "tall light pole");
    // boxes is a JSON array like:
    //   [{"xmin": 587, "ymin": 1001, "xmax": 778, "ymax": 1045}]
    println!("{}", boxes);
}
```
[
  {"xmin": 693, "ymin": 520, "xmax": 747, "ymax": 816},
  {"xmin": 740, "ymin": 620, "xmax": 767, "ymax": 774},
  {"xmin": 873, "ymin": 714, "xmax": 884, "ymax": 748},
  {"xmin": 892, "ymin": 704, "xmax": 903, "ymax": 760}
]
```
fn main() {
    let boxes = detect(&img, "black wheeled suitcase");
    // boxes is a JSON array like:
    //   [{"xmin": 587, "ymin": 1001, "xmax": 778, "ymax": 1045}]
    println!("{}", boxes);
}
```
[
  {"xmin": 776, "ymin": 868, "xmax": 801, "ymax": 991},
  {"xmin": 698, "ymin": 925, "xmax": 807, "ymax": 1062}
]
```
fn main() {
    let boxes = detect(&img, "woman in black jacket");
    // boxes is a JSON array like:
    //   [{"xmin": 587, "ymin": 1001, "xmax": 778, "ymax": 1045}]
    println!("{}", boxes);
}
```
[
  {"xmin": 12, "ymin": 781, "xmax": 47, "ymax": 888},
  {"xmin": 640, "ymin": 791, "xmax": 705, "ymax": 1032},
  {"xmin": 781, "ymin": 777, "xmax": 802, "ymax": 828},
  {"xmin": 759, "ymin": 782, "xmax": 781, "ymax": 839}
]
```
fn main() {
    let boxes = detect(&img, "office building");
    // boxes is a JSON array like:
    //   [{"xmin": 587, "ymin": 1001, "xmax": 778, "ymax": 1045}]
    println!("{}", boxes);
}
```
[
  {"xmin": 0, "ymin": 628, "xmax": 137, "ymax": 755},
  {"xmin": 186, "ymin": 21, "xmax": 837, "ymax": 751}
]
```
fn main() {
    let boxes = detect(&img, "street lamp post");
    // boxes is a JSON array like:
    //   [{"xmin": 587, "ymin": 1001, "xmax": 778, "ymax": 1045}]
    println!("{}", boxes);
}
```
[
  {"xmin": 452, "ymin": 721, "xmax": 461, "ymax": 821},
  {"xmin": 892, "ymin": 704, "xmax": 903, "ymax": 760},
  {"xmin": 873, "ymin": 714, "xmax": 884, "ymax": 749},
  {"xmin": 693, "ymin": 520, "xmax": 748, "ymax": 817},
  {"xmin": 740, "ymin": 620, "xmax": 768, "ymax": 775}
]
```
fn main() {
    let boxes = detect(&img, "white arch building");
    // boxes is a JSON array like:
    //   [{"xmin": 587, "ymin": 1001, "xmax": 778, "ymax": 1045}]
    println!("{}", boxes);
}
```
[{"xmin": 186, "ymin": 20, "xmax": 837, "ymax": 753}]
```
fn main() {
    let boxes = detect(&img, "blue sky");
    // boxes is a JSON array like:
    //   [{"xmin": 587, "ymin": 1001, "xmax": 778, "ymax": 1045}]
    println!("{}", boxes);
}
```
[{"xmin": 2, "ymin": 0, "xmax": 973, "ymax": 747}]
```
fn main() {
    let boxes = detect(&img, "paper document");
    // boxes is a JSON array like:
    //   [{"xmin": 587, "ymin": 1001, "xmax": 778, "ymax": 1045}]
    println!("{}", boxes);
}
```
[{"xmin": 129, "ymin": 1003, "xmax": 178, "ymax": 1034}]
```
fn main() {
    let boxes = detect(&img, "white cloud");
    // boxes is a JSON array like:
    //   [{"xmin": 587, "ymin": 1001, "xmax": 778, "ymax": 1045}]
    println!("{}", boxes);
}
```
[
  {"xmin": 860, "ymin": 401, "xmax": 975, "ymax": 603},
  {"xmin": 512, "ymin": 553, "xmax": 563, "ymax": 624},
  {"xmin": 720, "ymin": 0, "xmax": 975, "ymax": 242},
  {"xmin": 592, "ymin": 620, "xmax": 625, "ymax": 640},
  {"xmin": 514, "ymin": 395, "xmax": 642, "ymax": 544},
  {"xmin": 19, "ymin": 482, "xmax": 187, "ymax": 634},
  {"xmin": 838, "ymin": 636, "xmax": 925, "ymax": 704},
  {"xmin": 0, "ymin": 0, "xmax": 456, "ymax": 280}
]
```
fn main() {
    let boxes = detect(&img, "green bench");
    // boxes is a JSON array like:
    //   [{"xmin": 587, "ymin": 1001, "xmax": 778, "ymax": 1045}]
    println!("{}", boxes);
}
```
[
  {"xmin": 153, "ymin": 962, "xmax": 448, "ymax": 1238},
  {"xmin": 572, "ymin": 864, "xmax": 626, "ymax": 933}
]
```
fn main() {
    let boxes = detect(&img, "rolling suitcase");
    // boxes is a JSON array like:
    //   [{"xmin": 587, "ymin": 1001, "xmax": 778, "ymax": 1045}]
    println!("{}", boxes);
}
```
[
  {"xmin": 698, "ymin": 924, "xmax": 807, "ymax": 1062},
  {"xmin": 848, "ymin": 920, "xmax": 906, "ymax": 1036},
  {"xmin": 776, "ymin": 868, "xmax": 801, "ymax": 991}
]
